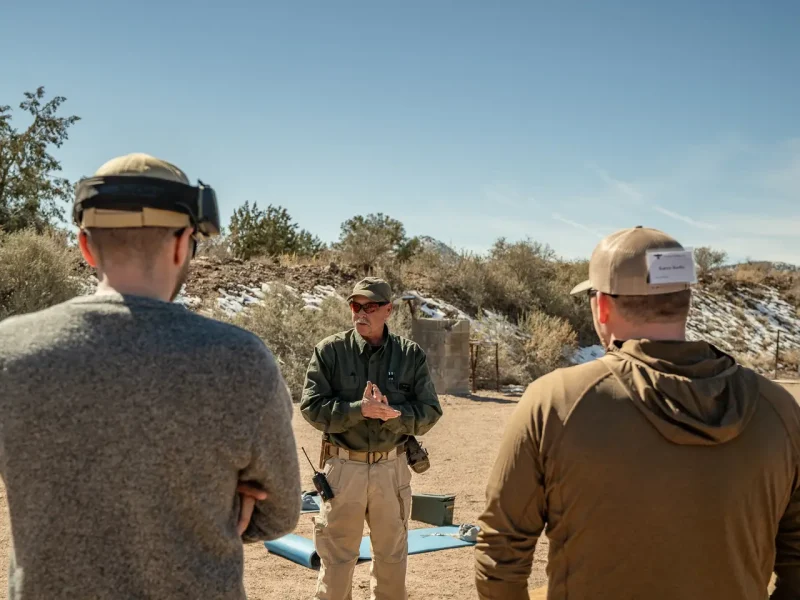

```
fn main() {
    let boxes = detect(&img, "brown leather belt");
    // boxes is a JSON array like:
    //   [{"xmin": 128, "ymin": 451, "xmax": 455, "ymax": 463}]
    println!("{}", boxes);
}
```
[{"xmin": 323, "ymin": 441, "xmax": 405, "ymax": 465}]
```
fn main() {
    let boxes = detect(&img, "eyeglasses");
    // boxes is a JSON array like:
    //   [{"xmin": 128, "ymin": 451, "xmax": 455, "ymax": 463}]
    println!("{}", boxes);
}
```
[{"xmin": 349, "ymin": 301, "xmax": 389, "ymax": 314}]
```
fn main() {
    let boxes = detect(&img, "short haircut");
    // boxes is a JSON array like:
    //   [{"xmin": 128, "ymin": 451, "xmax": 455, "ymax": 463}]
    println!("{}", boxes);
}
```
[
  {"xmin": 611, "ymin": 289, "xmax": 692, "ymax": 323},
  {"xmin": 85, "ymin": 227, "xmax": 177, "ymax": 271}
]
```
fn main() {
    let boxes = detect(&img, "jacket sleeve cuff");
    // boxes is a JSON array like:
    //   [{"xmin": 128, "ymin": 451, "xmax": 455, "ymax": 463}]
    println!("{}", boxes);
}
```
[
  {"xmin": 381, "ymin": 414, "xmax": 411, "ymax": 434},
  {"xmin": 348, "ymin": 400, "xmax": 365, "ymax": 423}
]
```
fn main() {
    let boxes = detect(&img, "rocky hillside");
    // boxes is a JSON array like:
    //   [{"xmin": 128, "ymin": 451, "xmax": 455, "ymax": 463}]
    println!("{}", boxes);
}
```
[{"xmin": 78, "ymin": 255, "xmax": 800, "ymax": 379}]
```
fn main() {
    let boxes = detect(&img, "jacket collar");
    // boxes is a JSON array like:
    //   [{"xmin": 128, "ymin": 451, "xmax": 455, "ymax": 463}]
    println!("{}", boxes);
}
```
[{"xmin": 354, "ymin": 324, "xmax": 391, "ymax": 355}]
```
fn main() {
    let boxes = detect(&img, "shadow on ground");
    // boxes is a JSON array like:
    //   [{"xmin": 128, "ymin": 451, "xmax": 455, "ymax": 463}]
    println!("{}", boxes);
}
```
[{"xmin": 453, "ymin": 391, "xmax": 520, "ymax": 405}]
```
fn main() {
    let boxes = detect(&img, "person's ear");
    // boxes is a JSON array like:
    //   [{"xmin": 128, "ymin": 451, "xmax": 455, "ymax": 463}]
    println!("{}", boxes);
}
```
[
  {"xmin": 173, "ymin": 228, "xmax": 194, "ymax": 266},
  {"xmin": 78, "ymin": 230, "xmax": 98, "ymax": 268},
  {"xmin": 386, "ymin": 302, "xmax": 393, "ymax": 316},
  {"xmin": 596, "ymin": 292, "xmax": 612, "ymax": 325}
]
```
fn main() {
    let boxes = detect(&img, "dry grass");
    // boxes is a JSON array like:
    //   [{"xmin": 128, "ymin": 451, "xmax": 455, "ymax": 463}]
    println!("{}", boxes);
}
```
[
  {"xmin": 277, "ymin": 249, "xmax": 341, "ymax": 268},
  {"xmin": 739, "ymin": 348, "xmax": 800, "ymax": 380},
  {"xmin": 733, "ymin": 263, "xmax": 772, "ymax": 286},
  {"xmin": 0, "ymin": 228, "xmax": 83, "ymax": 320}
]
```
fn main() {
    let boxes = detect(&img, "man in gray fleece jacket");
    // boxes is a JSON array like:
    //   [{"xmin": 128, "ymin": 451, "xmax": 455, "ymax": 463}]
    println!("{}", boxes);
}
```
[{"xmin": 0, "ymin": 153, "xmax": 301, "ymax": 599}]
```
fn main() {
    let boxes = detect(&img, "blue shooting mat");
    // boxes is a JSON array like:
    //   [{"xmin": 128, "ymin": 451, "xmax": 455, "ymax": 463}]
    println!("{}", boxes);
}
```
[
  {"xmin": 358, "ymin": 526, "xmax": 474, "ymax": 560},
  {"xmin": 264, "ymin": 534, "xmax": 320, "ymax": 569},
  {"xmin": 265, "ymin": 526, "xmax": 474, "ymax": 570}
]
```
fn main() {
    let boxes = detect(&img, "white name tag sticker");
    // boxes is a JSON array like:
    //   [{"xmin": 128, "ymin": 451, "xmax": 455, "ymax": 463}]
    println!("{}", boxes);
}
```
[{"xmin": 646, "ymin": 248, "xmax": 697, "ymax": 285}]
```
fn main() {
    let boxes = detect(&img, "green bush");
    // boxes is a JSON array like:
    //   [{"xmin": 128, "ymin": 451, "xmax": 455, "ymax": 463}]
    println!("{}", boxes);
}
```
[
  {"xmin": 228, "ymin": 201, "xmax": 324, "ymax": 260},
  {"xmin": 0, "ymin": 228, "xmax": 83, "ymax": 320},
  {"xmin": 335, "ymin": 213, "xmax": 420, "ymax": 274}
]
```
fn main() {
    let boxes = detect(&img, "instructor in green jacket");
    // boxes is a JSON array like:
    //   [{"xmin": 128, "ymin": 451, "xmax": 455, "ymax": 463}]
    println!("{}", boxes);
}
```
[{"xmin": 300, "ymin": 277, "xmax": 443, "ymax": 600}]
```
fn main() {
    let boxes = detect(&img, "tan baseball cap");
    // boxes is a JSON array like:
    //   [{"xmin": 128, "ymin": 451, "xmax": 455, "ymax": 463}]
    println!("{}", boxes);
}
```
[
  {"xmin": 347, "ymin": 277, "xmax": 392, "ymax": 303},
  {"xmin": 570, "ymin": 225, "xmax": 695, "ymax": 296},
  {"xmin": 77, "ymin": 153, "xmax": 193, "ymax": 229}
]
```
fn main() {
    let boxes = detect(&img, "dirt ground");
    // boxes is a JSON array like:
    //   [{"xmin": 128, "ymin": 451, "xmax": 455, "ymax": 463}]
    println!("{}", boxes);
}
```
[
  {"xmin": 240, "ymin": 391, "xmax": 548, "ymax": 599},
  {"xmin": 0, "ymin": 391, "xmax": 548, "ymax": 599}
]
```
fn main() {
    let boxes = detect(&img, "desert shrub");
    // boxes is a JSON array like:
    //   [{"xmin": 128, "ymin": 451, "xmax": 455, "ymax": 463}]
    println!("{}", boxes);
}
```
[
  {"xmin": 484, "ymin": 237, "xmax": 556, "ymax": 315},
  {"xmin": 781, "ymin": 349, "xmax": 800, "ymax": 374},
  {"xmin": 389, "ymin": 300, "xmax": 414, "ymax": 340},
  {"xmin": 395, "ymin": 248, "xmax": 486, "ymax": 312},
  {"xmin": 335, "ymin": 213, "xmax": 419, "ymax": 274},
  {"xmin": 734, "ymin": 263, "xmax": 771, "ymax": 286},
  {"xmin": 468, "ymin": 309, "xmax": 578, "ymax": 388},
  {"xmin": 371, "ymin": 256, "xmax": 407, "ymax": 299},
  {"xmin": 788, "ymin": 280, "xmax": 800, "ymax": 309},
  {"xmin": 519, "ymin": 310, "xmax": 578, "ymax": 380},
  {"xmin": 228, "ymin": 201, "xmax": 324, "ymax": 260},
  {"xmin": 694, "ymin": 247, "xmax": 727, "ymax": 280},
  {"xmin": 0, "ymin": 228, "xmax": 83, "ymax": 320},
  {"xmin": 471, "ymin": 335, "xmax": 527, "ymax": 389},
  {"xmin": 230, "ymin": 290, "xmax": 352, "ymax": 400},
  {"xmin": 399, "ymin": 240, "xmax": 596, "ymax": 345},
  {"xmin": 196, "ymin": 229, "xmax": 233, "ymax": 260}
]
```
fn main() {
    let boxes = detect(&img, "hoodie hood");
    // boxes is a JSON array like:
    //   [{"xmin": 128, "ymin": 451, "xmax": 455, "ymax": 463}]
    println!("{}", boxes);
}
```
[{"xmin": 603, "ymin": 339, "xmax": 760, "ymax": 445}]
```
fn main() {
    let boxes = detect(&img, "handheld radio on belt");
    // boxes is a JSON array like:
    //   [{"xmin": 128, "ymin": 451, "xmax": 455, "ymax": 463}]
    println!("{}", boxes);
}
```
[{"xmin": 302, "ymin": 447, "xmax": 335, "ymax": 501}]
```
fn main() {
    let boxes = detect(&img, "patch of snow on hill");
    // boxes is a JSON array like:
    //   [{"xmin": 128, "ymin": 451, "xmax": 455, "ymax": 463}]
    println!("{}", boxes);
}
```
[
  {"xmin": 687, "ymin": 285, "xmax": 800, "ymax": 357},
  {"xmin": 214, "ymin": 283, "xmax": 342, "ymax": 315}
]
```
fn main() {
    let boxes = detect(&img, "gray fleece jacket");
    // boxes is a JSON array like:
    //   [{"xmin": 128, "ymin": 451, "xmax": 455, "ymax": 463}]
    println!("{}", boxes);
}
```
[{"xmin": 0, "ymin": 293, "xmax": 301, "ymax": 599}]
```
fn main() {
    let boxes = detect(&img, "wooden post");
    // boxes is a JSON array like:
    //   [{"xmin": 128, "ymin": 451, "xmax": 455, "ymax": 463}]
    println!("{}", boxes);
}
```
[
  {"xmin": 469, "ymin": 343, "xmax": 477, "ymax": 393},
  {"xmin": 495, "ymin": 343, "xmax": 500, "ymax": 391},
  {"xmin": 474, "ymin": 344, "xmax": 481, "ymax": 392},
  {"xmin": 404, "ymin": 299, "xmax": 416, "ymax": 321},
  {"xmin": 775, "ymin": 330, "xmax": 781, "ymax": 380}
]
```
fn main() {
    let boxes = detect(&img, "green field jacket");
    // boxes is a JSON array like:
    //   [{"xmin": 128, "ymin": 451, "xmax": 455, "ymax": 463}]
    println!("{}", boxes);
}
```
[{"xmin": 300, "ymin": 326, "xmax": 443, "ymax": 452}]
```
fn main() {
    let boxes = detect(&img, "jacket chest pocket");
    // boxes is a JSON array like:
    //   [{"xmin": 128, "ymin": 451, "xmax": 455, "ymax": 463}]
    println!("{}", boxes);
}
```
[
  {"xmin": 385, "ymin": 378, "xmax": 413, "ymax": 405},
  {"xmin": 334, "ymin": 371, "xmax": 361, "ymax": 398}
]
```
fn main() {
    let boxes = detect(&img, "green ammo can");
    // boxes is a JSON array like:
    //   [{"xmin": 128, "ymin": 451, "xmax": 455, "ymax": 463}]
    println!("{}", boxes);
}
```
[{"xmin": 410, "ymin": 493, "xmax": 456, "ymax": 526}]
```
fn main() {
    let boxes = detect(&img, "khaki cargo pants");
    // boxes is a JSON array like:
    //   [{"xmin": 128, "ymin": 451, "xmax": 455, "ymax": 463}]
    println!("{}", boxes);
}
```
[{"xmin": 313, "ymin": 449, "xmax": 412, "ymax": 600}]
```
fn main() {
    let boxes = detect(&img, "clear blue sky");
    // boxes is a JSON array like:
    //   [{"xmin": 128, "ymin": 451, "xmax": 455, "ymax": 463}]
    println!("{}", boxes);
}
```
[{"xmin": 2, "ymin": 0, "xmax": 799, "ymax": 264}]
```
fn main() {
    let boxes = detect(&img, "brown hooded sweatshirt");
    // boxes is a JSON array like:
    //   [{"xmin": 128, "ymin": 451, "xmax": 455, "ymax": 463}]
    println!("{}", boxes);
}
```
[{"xmin": 474, "ymin": 339, "xmax": 800, "ymax": 600}]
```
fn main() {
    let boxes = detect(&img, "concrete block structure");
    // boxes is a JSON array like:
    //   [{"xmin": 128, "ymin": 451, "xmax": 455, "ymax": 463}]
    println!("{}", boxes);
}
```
[{"xmin": 411, "ymin": 318, "xmax": 471, "ymax": 395}]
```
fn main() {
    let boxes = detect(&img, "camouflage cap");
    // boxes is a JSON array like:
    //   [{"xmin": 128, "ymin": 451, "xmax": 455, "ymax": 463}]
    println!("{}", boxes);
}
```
[{"xmin": 347, "ymin": 277, "xmax": 392, "ymax": 303}]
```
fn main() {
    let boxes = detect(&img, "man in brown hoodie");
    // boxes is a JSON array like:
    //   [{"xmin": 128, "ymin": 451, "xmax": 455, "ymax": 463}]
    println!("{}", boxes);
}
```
[{"xmin": 474, "ymin": 225, "xmax": 800, "ymax": 600}]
